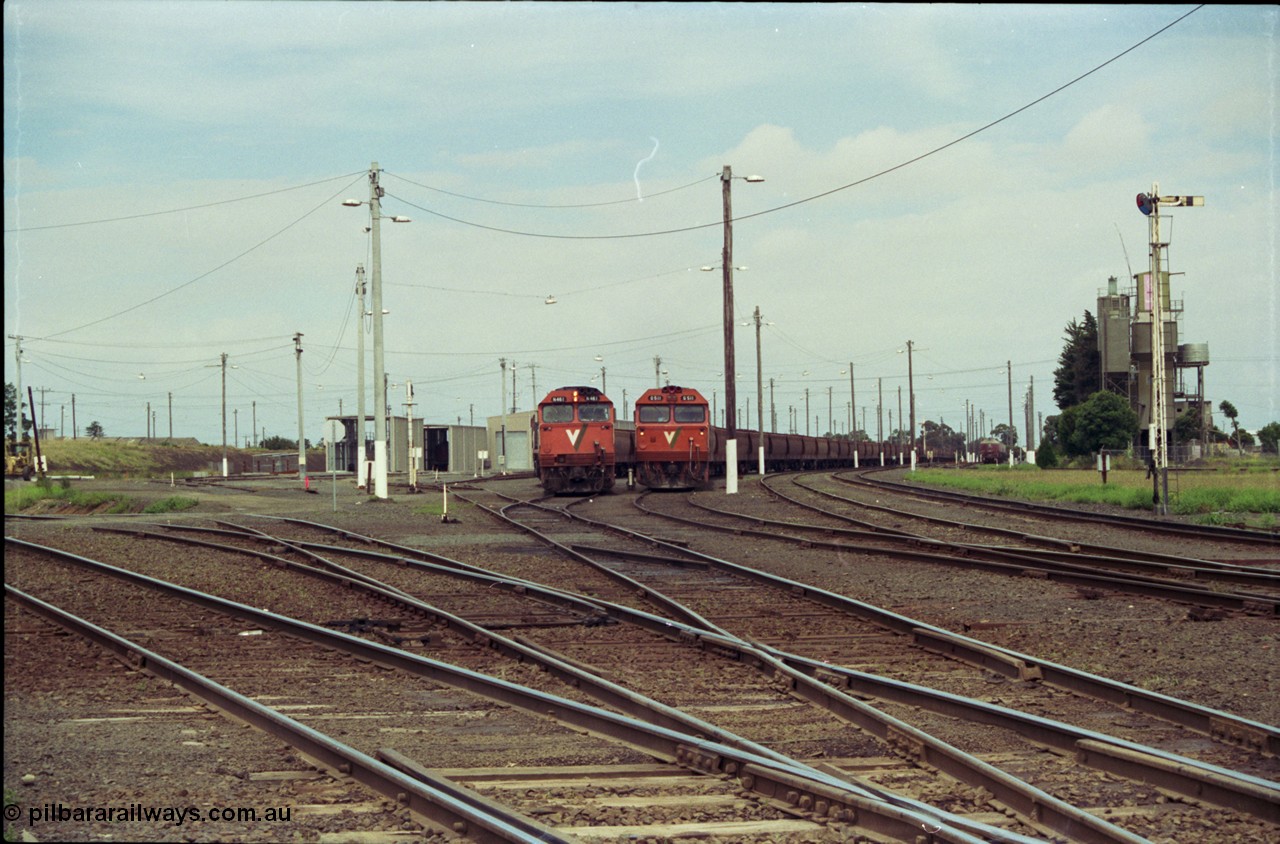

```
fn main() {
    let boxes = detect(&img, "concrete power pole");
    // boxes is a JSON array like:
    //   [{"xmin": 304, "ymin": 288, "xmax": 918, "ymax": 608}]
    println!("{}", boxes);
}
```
[
  {"xmin": 220, "ymin": 353, "xmax": 228, "ymax": 477},
  {"xmin": 1007, "ymin": 360, "xmax": 1014, "ymax": 466},
  {"xmin": 295, "ymin": 332, "xmax": 306, "ymax": 481},
  {"xmin": 355, "ymin": 264, "xmax": 368, "ymax": 487},
  {"xmin": 8, "ymin": 335, "xmax": 24, "ymax": 440},
  {"xmin": 499, "ymin": 358, "xmax": 508, "ymax": 475}
]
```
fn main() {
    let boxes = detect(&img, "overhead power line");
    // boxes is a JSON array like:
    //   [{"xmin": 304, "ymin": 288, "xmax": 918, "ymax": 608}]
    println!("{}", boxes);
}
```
[
  {"xmin": 385, "ymin": 6, "xmax": 1203, "ymax": 241},
  {"xmin": 4, "ymin": 171, "xmax": 368, "ymax": 233}
]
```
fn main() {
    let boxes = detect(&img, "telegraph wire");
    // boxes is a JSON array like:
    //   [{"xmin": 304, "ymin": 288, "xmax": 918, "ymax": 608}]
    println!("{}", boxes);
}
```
[
  {"xmin": 42, "ymin": 175, "xmax": 367, "ymax": 339},
  {"xmin": 383, "ymin": 6, "xmax": 1202, "ymax": 241},
  {"xmin": 3, "ymin": 171, "xmax": 368, "ymax": 233},
  {"xmin": 384, "ymin": 171, "xmax": 716, "ymax": 209}
]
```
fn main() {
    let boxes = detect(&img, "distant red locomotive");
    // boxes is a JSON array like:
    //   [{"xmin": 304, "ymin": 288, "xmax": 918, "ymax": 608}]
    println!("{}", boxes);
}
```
[
  {"xmin": 533, "ymin": 386, "xmax": 618, "ymax": 494},
  {"xmin": 976, "ymin": 437, "xmax": 1008, "ymax": 464},
  {"xmin": 633, "ymin": 385, "xmax": 713, "ymax": 490}
]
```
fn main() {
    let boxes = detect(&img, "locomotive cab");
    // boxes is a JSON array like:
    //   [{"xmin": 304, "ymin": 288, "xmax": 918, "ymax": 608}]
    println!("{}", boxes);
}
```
[
  {"xmin": 534, "ymin": 386, "xmax": 617, "ymax": 494},
  {"xmin": 633, "ymin": 385, "xmax": 712, "ymax": 490}
]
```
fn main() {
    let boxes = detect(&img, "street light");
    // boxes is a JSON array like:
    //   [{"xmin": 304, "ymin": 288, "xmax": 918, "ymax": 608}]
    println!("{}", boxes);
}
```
[
  {"xmin": 714, "ymin": 165, "xmax": 763, "ymax": 495},
  {"xmin": 743, "ymin": 306, "xmax": 772, "ymax": 474},
  {"xmin": 344, "ymin": 161, "xmax": 411, "ymax": 499}
]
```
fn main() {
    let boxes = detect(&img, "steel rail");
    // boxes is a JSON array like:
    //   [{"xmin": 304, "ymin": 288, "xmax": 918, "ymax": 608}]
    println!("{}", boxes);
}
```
[
  {"xmin": 843, "ymin": 468, "xmax": 1280, "ymax": 547},
  {"xmin": 774, "ymin": 473, "xmax": 1280, "ymax": 584},
  {"xmin": 230, "ymin": 510, "xmax": 1280, "ymax": 760},
  {"xmin": 4, "ymin": 537, "xmax": 1022, "ymax": 844},
  {"xmin": 3, "ymin": 583, "xmax": 571, "ymax": 844},
  {"xmin": 240, "ymin": 509, "xmax": 1280, "ymax": 768},
  {"xmin": 700, "ymin": 483, "xmax": 1280, "ymax": 591},
  {"xmin": 125, "ymin": 525, "xmax": 1153, "ymax": 842},
  {"xmin": 177, "ymin": 512, "xmax": 1280, "ymax": 825},
  {"xmin": 583, "ymin": 497, "xmax": 1280, "ymax": 758},
  {"xmin": 637, "ymin": 491, "xmax": 1277, "ymax": 615}
]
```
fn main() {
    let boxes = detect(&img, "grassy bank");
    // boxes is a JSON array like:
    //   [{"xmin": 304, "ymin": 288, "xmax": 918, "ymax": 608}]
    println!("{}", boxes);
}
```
[
  {"xmin": 4, "ymin": 480, "xmax": 199, "ymax": 516},
  {"xmin": 29, "ymin": 439, "xmax": 319, "ymax": 478},
  {"xmin": 906, "ymin": 463, "xmax": 1279, "ymax": 527}
]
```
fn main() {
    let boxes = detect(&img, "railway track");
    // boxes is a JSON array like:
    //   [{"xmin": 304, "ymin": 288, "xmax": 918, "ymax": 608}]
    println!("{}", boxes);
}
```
[
  {"xmin": 645, "ymin": 474, "xmax": 1280, "ymax": 614},
  {"xmin": 6, "ymin": 480, "xmax": 1278, "ymax": 843},
  {"xmin": 831, "ymin": 468, "xmax": 1280, "ymax": 557},
  {"xmin": 9, "ymin": 537, "xmax": 924, "ymax": 843}
]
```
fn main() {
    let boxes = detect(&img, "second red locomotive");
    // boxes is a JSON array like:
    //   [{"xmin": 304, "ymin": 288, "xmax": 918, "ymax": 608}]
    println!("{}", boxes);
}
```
[{"xmin": 633, "ymin": 385, "xmax": 713, "ymax": 490}]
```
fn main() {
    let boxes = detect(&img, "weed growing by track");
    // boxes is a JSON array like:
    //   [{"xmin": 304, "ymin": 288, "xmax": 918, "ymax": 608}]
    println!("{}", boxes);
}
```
[
  {"xmin": 3, "ymin": 481, "xmax": 198, "ymax": 516},
  {"xmin": 907, "ymin": 466, "xmax": 1279, "ymax": 525}
]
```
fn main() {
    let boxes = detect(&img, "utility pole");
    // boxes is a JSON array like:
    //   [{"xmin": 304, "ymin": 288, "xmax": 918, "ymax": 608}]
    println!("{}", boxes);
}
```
[
  {"xmin": 499, "ymin": 358, "xmax": 508, "ymax": 475},
  {"xmin": 167, "ymin": 392, "xmax": 173, "ymax": 439},
  {"xmin": 251, "ymin": 401, "xmax": 256, "ymax": 449},
  {"xmin": 848, "ymin": 363, "xmax": 855, "ymax": 437},
  {"xmin": 404, "ymin": 380, "xmax": 417, "ymax": 491},
  {"xmin": 804, "ymin": 388, "xmax": 810, "ymax": 437},
  {"xmin": 1028, "ymin": 376, "xmax": 1035, "ymax": 451},
  {"xmin": 9, "ymin": 334, "xmax": 24, "ymax": 440},
  {"xmin": 38, "ymin": 387, "xmax": 49, "ymax": 436},
  {"xmin": 370, "ymin": 165, "xmax": 388, "ymax": 499},
  {"xmin": 718, "ymin": 165, "xmax": 763, "ymax": 495},
  {"xmin": 234, "ymin": 408, "xmax": 238, "ymax": 447},
  {"xmin": 905, "ymin": 340, "xmax": 916, "ymax": 464},
  {"xmin": 146, "ymin": 402, "xmax": 151, "ymax": 439},
  {"xmin": 295, "ymin": 332, "xmax": 306, "ymax": 482},
  {"xmin": 653, "ymin": 356, "xmax": 662, "ymax": 388},
  {"xmin": 220, "ymin": 353, "xmax": 228, "ymax": 477},
  {"xmin": 1007, "ymin": 360, "xmax": 1014, "ymax": 466},
  {"xmin": 877, "ymin": 378, "xmax": 884, "ymax": 466},
  {"xmin": 72, "ymin": 394, "xmax": 77, "ymax": 440},
  {"xmin": 769, "ymin": 377, "xmax": 776, "ymax": 434},
  {"xmin": 355, "ymin": 263, "xmax": 367, "ymax": 487},
  {"xmin": 897, "ymin": 386, "xmax": 903, "ymax": 460},
  {"xmin": 752, "ymin": 306, "xmax": 765, "ymax": 473}
]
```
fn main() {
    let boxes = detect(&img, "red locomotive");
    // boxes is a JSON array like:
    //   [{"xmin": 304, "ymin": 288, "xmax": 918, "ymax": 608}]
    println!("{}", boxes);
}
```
[
  {"xmin": 633, "ymin": 385, "xmax": 713, "ymax": 490},
  {"xmin": 532, "ymin": 386, "xmax": 619, "ymax": 494},
  {"xmin": 976, "ymin": 437, "xmax": 1008, "ymax": 464}
]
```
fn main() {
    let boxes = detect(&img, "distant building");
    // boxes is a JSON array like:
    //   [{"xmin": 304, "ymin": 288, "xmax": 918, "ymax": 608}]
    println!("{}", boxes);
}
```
[
  {"xmin": 1096, "ymin": 274, "xmax": 1212, "ymax": 459},
  {"xmin": 323, "ymin": 412, "xmax": 535, "ymax": 477}
]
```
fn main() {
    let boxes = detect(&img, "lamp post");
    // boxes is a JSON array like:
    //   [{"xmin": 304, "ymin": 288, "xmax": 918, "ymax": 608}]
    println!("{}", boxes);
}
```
[
  {"xmin": 747, "ymin": 304, "xmax": 768, "ymax": 476},
  {"xmin": 718, "ymin": 165, "xmax": 763, "ymax": 494},
  {"xmin": 344, "ymin": 161, "xmax": 411, "ymax": 499}
]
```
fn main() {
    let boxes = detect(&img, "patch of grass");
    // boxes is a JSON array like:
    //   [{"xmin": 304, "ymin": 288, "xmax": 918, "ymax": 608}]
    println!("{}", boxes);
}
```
[
  {"xmin": 4, "ymin": 482, "xmax": 135, "ymax": 514},
  {"xmin": 906, "ymin": 466, "xmax": 1279, "ymax": 519},
  {"xmin": 141, "ymin": 496, "xmax": 199, "ymax": 514}
]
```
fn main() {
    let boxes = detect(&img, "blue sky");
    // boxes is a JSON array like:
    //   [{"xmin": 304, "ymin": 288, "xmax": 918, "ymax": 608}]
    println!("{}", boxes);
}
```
[{"xmin": 4, "ymin": 3, "xmax": 1276, "ymax": 446}]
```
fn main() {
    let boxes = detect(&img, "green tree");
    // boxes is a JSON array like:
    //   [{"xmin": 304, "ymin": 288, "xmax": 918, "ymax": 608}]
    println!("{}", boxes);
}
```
[
  {"xmin": 1040, "ymin": 414, "xmax": 1062, "ymax": 449},
  {"xmin": 920, "ymin": 420, "xmax": 963, "ymax": 455},
  {"xmin": 1219, "ymin": 400, "xmax": 1242, "ymax": 455},
  {"xmin": 1052, "ymin": 311, "xmax": 1100, "ymax": 410},
  {"xmin": 1258, "ymin": 422, "xmax": 1280, "ymax": 454},
  {"xmin": 86, "ymin": 421, "xmax": 104, "ymax": 439},
  {"xmin": 4, "ymin": 382, "xmax": 17, "ymax": 440},
  {"xmin": 1035, "ymin": 438, "xmax": 1059, "ymax": 468},
  {"xmin": 991, "ymin": 422, "xmax": 1018, "ymax": 449},
  {"xmin": 1173, "ymin": 405, "xmax": 1203, "ymax": 444},
  {"xmin": 1062, "ymin": 391, "xmax": 1137, "ymax": 456}
]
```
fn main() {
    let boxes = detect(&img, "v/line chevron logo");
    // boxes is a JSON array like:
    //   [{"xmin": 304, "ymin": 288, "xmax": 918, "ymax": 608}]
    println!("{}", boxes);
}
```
[
  {"xmin": 565, "ymin": 425, "xmax": 588, "ymax": 451},
  {"xmin": 663, "ymin": 429, "xmax": 682, "ymax": 446}
]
